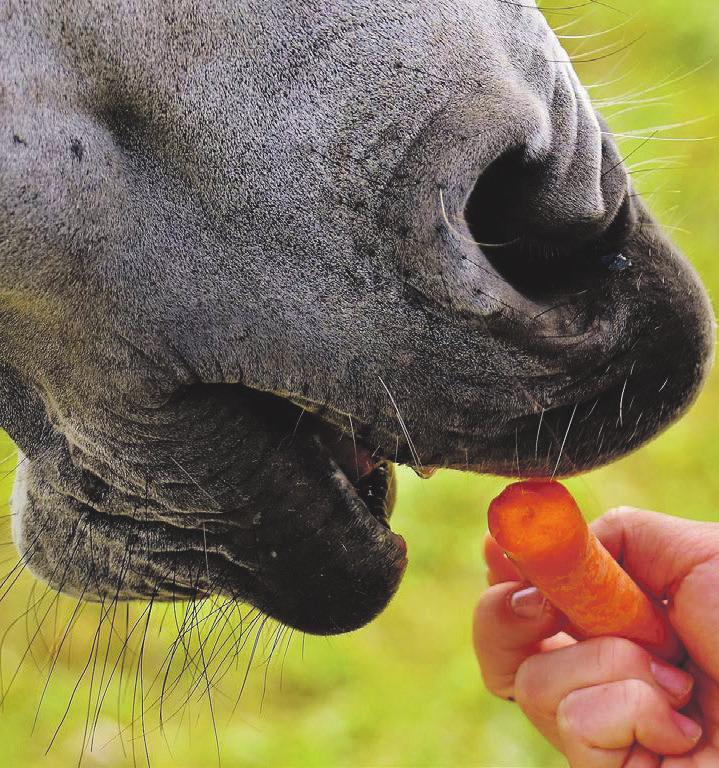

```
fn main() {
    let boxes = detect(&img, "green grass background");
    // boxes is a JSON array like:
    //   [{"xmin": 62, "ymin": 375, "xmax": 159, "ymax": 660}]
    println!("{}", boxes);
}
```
[{"xmin": 0, "ymin": 2, "xmax": 718, "ymax": 766}]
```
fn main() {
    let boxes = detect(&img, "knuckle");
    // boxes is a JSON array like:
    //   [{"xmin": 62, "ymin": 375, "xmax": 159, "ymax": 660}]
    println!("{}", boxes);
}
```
[
  {"xmin": 558, "ymin": 679, "xmax": 656, "ymax": 740},
  {"xmin": 556, "ymin": 690, "xmax": 584, "ymax": 739},
  {"xmin": 604, "ymin": 505, "xmax": 642, "ymax": 524},
  {"xmin": 592, "ymin": 636, "xmax": 648, "ymax": 677},
  {"xmin": 620, "ymin": 678, "xmax": 653, "ymax": 718},
  {"xmin": 514, "ymin": 656, "xmax": 544, "ymax": 709},
  {"xmin": 482, "ymin": 670, "xmax": 515, "ymax": 701}
]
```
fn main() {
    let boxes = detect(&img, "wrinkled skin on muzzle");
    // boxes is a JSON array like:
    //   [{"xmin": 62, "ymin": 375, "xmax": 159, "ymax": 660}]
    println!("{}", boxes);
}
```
[{"xmin": 1, "ymin": 0, "xmax": 714, "ymax": 634}]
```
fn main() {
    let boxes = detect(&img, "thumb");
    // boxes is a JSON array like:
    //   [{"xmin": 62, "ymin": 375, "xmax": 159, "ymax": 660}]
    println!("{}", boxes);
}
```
[
  {"xmin": 592, "ymin": 507, "xmax": 719, "ymax": 675},
  {"xmin": 591, "ymin": 507, "xmax": 718, "ymax": 597}
]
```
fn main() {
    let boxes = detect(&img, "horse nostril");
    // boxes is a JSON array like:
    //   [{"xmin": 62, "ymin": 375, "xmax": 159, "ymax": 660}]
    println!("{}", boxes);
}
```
[
  {"xmin": 464, "ymin": 148, "xmax": 536, "ymax": 249},
  {"xmin": 464, "ymin": 149, "xmax": 636, "ymax": 300}
]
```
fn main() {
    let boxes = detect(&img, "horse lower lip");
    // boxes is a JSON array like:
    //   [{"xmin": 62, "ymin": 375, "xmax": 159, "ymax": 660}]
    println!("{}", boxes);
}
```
[
  {"xmin": 391, "ymin": 532, "xmax": 408, "ymax": 566},
  {"xmin": 355, "ymin": 462, "xmax": 393, "ymax": 526}
]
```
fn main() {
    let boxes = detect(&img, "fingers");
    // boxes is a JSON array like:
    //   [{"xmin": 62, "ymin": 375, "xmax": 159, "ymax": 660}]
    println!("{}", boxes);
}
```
[
  {"xmin": 557, "ymin": 679, "xmax": 702, "ymax": 768},
  {"xmin": 478, "ymin": 507, "xmax": 712, "ymax": 767},
  {"xmin": 684, "ymin": 659, "xmax": 719, "ymax": 746},
  {"xmin": 484, "ymin": 533, "xmax": 522, "ymax": 585},
  {"xmin": 473, "ymin": 581, "xmax": 563, "ymax": 700},
  {"xmin": 514, "ymin": 636, "xmax": 694, "ymax": 744}
]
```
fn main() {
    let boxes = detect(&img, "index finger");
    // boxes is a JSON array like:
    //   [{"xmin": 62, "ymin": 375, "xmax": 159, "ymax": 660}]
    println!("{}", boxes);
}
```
[
  {"xmin": 484, "ymin": 533, "xmax": 522, "ymax": 585},
  {"xmin": 473, "ymin": 580, "xmax": 564, "ymax": 700}
]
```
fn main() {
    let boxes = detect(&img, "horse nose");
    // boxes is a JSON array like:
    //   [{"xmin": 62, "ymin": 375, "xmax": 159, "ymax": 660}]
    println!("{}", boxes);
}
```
[
  {"xmin": 465, "ymin": 129, "xmax": 632, "ymax": 244},
  {"xmin": 463, "ymin": 94, "xmax": 635, "ymax": 300}
]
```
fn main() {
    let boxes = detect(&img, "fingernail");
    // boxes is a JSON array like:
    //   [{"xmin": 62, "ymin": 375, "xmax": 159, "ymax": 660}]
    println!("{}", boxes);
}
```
[
  {"xmin": 510, "ymin": 587, "xmax": 546, "ymax": 620},
  {"xmin": 650, "ymin": 659, "xmax": 694, "ymax": 699},
  {"xmin": 671, "ymin": 711, "xmax": 702, "ymax": 742}
]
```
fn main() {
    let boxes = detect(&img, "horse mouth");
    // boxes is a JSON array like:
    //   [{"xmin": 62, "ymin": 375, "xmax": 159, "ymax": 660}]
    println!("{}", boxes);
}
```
[
  {"xmin": 295, "ymin": 401, "xmax": 400, "ymax": 533},
  {"xmin": 350, "ymin": 461, "xmax": 396, "ymax": 529}
]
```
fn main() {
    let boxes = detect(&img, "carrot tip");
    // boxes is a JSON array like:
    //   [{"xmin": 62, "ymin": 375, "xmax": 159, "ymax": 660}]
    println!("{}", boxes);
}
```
[{"xmin": 487, "ymin": 480, "xmax": 665, "ymax": 646}]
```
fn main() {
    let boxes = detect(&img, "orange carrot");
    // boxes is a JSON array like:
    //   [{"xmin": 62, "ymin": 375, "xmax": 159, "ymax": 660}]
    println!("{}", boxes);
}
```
[{"xmin": 488, "ymin": 480, "xmax": 666, "ymax": 647}]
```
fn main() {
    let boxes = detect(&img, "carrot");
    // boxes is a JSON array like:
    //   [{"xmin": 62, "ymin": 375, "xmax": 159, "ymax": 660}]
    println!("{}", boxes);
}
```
[{"xmin": 488, "ymin": 480, "xmax": 666, "ymax": 647}]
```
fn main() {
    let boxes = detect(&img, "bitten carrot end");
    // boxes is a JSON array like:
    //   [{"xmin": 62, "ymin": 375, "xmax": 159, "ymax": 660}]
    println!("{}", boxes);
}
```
[{"xmin": 488, "ymin": 480, "xmax": 666, "ymax": 648}]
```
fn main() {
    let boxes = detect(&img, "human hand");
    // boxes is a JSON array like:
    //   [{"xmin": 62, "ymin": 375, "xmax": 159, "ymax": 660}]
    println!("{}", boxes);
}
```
[{"xmin": 473, "ymin": 507, "xmax": 719, "ymax": 767}]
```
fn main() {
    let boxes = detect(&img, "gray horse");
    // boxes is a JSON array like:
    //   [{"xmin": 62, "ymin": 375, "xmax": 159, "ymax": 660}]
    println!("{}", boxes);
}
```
[{"xmin": 1, "ymin": 0, "xmax": 713, "ymax": 636}]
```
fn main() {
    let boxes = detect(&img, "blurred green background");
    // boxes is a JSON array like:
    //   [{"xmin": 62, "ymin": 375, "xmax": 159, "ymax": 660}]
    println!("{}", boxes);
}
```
[{"xmin": 1, "ymin": 2, "xmax": 718, "ymax": 766}]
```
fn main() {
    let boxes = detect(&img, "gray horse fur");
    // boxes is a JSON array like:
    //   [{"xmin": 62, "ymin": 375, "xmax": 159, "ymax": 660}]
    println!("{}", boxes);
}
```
[{"xmin": 1, "ymin": 0, "xmax": 714, "ymax": 634}]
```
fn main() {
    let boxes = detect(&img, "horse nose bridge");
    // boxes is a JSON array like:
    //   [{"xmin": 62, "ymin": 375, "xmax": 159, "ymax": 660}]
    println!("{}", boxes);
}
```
[{"xmin": 523, "ymin": 71, "xmax": 623, "ymax": 238}]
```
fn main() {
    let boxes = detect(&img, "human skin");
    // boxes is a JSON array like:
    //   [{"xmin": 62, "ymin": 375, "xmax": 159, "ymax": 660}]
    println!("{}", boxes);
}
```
[{"xmin": 474, "ymin": 507, "xmax": 719, "ymax": 767}]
